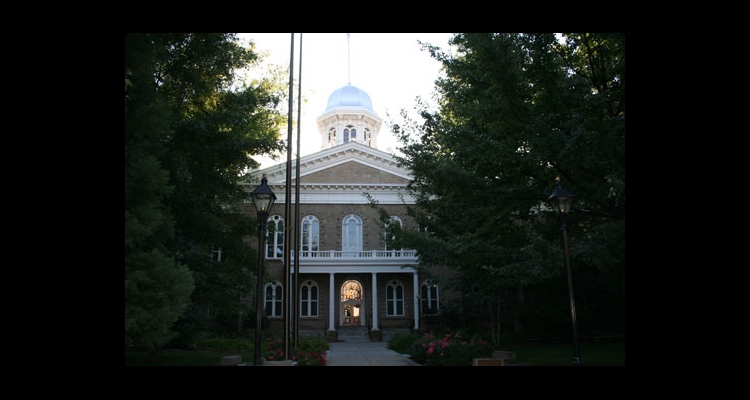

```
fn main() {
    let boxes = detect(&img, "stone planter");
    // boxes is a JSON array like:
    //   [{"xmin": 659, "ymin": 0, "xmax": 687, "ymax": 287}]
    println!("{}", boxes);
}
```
[{"xmin": 263, "ymin": 360, "xmax": 296, "ymax": 366}]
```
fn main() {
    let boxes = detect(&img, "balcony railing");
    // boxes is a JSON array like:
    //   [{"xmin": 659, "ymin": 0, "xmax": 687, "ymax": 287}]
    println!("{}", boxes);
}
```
[{"xmin": 289, "ymin": 249, "xmax": 418, "ymax": 259}]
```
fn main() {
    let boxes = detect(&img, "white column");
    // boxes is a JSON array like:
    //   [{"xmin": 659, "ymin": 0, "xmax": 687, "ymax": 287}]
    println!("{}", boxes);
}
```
[
  {"xmin": 328, "ymin": 273, "xmax": 336, "ymax": 331},
  {"xmin": 412, "ymin": 270, "xmax": 420, "ymax": 330},
  {"xmin": 371, "ymin": 272, "xmax": 379, "ymax": 331}
]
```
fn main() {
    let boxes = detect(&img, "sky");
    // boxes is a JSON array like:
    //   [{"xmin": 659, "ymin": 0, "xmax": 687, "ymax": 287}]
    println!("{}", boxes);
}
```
[{"xmin": 239, "ymin": 33, "xmax": 454, "ymax": 169}]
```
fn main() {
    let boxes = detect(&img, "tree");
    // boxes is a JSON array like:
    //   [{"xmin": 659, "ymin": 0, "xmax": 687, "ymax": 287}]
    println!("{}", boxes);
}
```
[
  {"xmin": 125, "ymin": 33, "xmax": 288, "ymax": 355},
  {"xmin": 389, "ymin": 33, "xmax": 625, "ymax": 341},
  {"xmin": 125, "ymin": 33, "xmax": 195, "ymax": 359}
]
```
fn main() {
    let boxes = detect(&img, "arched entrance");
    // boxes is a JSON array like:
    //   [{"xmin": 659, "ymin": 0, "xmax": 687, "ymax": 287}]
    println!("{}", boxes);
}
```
[{"xmin": 340, "ymin": 280, "xmax": 364, "ymax": 326}]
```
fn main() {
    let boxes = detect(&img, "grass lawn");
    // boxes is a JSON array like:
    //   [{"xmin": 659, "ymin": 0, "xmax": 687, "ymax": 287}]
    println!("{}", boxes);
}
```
[
  {"xmin": 125, "ymin": 340, "xmax": 624, "ymax": 366},
  {"xmin": 125, "ymin": 349, "xmax": 258, "ymax": 366},
  {"xmin": 500, "ymin": 341, "xmax": 625, "ymax": 366}
]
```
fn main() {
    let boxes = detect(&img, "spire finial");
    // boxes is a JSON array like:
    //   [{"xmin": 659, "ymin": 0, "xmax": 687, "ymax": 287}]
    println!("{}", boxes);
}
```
[{"xmin": 347, "ymin": 33, "xmax": 351, "ymax": 86}]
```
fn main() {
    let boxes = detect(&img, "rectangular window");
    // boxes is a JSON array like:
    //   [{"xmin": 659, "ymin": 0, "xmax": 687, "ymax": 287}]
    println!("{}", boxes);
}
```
[
  {"xmin": 300, "ymin": 285, "xmax": 319, "ymax": 318},
  {"xmin": 386, "ymin": 284, "xmax": 404, "ymax": 316},
  {"xmin": 273, "ymin": 286, "xmax": 283, "ymax": 317},
  {"xmin": 396, "ymin": 285, "xmax": 404, "ymax": 315},
  {"xmin": 310, "ymin": 286, "xmax": 318, "ymax": 316},
  {"xmin": 265, "ymin": 285, "xmax": 283, "ymax": 317},
  {"xmin": 386, "ymin": 286, "xmax": 394, "ymax": 315},
  {"xmin": 301, "ymin": 286, "xmax": 309, "ymax": 315},
  {"xmin": 429, "ymin": 286, "xmax": 438, "ymax": 311}
]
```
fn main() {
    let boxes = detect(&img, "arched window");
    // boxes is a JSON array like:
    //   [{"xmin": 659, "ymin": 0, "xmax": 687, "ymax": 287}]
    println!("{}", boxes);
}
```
[
  {"xmin": 328, "ymin": 128, "xmax": 336, "ymax": 145},
  {"xmin": 300, "ymin": 280, "xmax": 319, "ymax": 317},
  {"xmin": 342, "ymin": 214, "xmax": 362, "ymax": 254},
  {"xmin": 341, "ymin": 280, "xmax": 363, "ymax": 302},
  {"xmin": 266, "ymin": 215, "xmax": 284, "ymax": 259},
  {"xmin": 420, "ymin": 281, "xmax": 440, "ymax": 315},
  {"xmin": 384, "ymin": 215, "xmax": 402, "ymax": 251},
  {"xmin": 386, "ymin": 280, "xmax": 405, "ymax": 316},
  {"xmin": 364, "ymin": 128, "xmax": 371, "ymax": 146},
  {"xmin": 301, "ymin": 215, "xmax": 319, "ymax": 257},
  {"xmin": 264, "ymin": 281, "xmax": 283, "ymax": 317},
  {"xmin": 343, "ymin": 125, "xmax": 356, "ymax": 143}
]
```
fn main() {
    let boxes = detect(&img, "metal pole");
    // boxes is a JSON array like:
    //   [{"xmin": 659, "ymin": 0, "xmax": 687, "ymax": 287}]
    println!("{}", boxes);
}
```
[
  {"xmin": 561, "ymin": 217, "xmax": 581, "ymax": 366},
  {"xmin": 254, "ymin": 214, "xmax": 268, "ymax": 366},
  {"xmin": 283, "ymin": 32, "xmax": 294, "ymax": 360},
  {"xmin": 293, "ymin": 33, "xmax": 303, "ymax": 350}
]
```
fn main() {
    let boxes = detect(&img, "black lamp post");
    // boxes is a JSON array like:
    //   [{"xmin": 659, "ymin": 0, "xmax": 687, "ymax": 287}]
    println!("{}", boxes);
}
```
[
  {"xmin": 250, "ymin": 173, "xmax": 276, "ymax": 366},
  {"xmin": 547, "ymin": 177, "xmax": 582, "ymax": 367}
]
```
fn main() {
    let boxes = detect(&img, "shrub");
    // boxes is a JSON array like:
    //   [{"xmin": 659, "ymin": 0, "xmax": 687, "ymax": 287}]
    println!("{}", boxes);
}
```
[
  {"xmin": 292, "ymin": 349, "xmax": 327, "ymax": 366},
  {"xmin": 387, "ymin": 332, "xmax": 422, "ymax": 354},
  {"xmin": 197, "ymin": 337, "xmax": 253, "ymax": 351},
  {"xmin": 408, "ymin": 331, "xmax": 493, "ymax": 366},
  {"xmin": 263, "ymin": 336, "xmax": 330, "ymax": 366}
]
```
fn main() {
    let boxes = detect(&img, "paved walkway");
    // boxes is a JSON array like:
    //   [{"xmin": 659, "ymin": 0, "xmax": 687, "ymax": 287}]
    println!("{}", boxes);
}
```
[{"xmin": 325, "ymin": 340, "xmax": 421, "ymax": 366}]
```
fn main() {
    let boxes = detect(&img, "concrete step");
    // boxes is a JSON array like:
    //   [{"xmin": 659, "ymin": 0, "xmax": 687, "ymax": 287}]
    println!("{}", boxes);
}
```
[{"xmin": 337, "ymin": 326, "xmax": 370, "ymax": 342}]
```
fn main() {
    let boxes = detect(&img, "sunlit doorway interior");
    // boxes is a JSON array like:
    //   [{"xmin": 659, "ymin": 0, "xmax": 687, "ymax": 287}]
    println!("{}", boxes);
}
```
[{"xmin": 341, "ymin": 280, "xmax": 363, "ymax": 326}]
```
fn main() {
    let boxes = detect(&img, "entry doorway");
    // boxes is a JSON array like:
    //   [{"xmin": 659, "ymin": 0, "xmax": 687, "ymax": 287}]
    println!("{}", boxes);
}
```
[
  {"xmin": 341, "ymin": 280, "xmax": 364, "ymax": 326},
  {"xmin": 343, "ymin": 303, "xmax": 360, "ymax": 325}
]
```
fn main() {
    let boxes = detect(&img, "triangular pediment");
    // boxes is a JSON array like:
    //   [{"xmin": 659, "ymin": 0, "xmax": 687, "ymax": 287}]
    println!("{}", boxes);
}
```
[
  {"xmin": 302, "ymin": 160, "xmax": 409, "ymax": 185},
  {"xmin": 246, "ymin": 142, "xmax": 414, "ymax": 205},
  {"xmin": 258, "ymin": 141, "xmax": 412, "ymax": 186}
]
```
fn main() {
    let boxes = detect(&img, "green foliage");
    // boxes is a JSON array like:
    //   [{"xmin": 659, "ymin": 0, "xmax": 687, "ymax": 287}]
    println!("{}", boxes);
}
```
[
  {"xmin": 263, "ymin": 336, "xmax": 331, "ymax": 366},
  {"xmin": 180, "ymin": 335, "xmax": 331, "ymax": 365},
  {"xmin": 387, "ymin": 332, "xmax": 423, "ymax": 354},
  {"xmin": 124, "ymin": 248, "xmax": 195, "ymax": 355},
  {"xmin": 125, "ymin": 34, "xmax": 196, "ymax": 354},
  {"xmin": 125, "ymin": 348, "xmax": 256, "ymax": 366},
  {"xmin": 502, "ymin": 340, "xmax": 625, "ymax": 366},
  {"xmin": 167, "ymin": 306, "xmax": 210, "ymax": 349},
  {"xmin": 125, "ymin": 334, "xmax": 624, "ymax": 366},
  {"xmin": 198, "ymin": 337, "xmax": 254, "ymax": 351},
  {"xmin": 125, "ymin": 33, "xmax": 289, "ymax": 352},
  {"xmin": 290, "ymin": 350, "xmax": 327, "ymax": 366},
  {"xmin": 387, "ymin": 33, "xmax": 625, "ymax": 340},
  {"xmin": 408, "ymin": 331, "xmax": 493, "ymax": 366}
]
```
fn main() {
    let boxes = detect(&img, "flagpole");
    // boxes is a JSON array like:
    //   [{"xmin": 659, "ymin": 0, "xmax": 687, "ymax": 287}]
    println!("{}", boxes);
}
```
[
  {"xmin": 293, "ymin": 32, "xmax": 302, "ymax": 350},
  {"xmin": 283, "ymin": 32, "xmax": 294, "ymax": 361}
]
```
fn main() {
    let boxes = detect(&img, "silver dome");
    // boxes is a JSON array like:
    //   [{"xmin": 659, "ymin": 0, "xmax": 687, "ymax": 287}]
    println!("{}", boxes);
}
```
[{"xmin": 324, "ymin": 84, "xmax": 374, "ymax": 113}]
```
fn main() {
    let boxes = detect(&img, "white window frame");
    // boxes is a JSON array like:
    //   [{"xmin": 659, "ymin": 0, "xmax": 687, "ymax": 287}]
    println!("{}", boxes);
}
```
[
  {"xmin": 266, "ymin": 215, "xmax": 284, "ymax": 259},
  {"xmin": 301, "ymin": 215, "xmax": 319, "ymax": 257},
  {"xmin": 264, "ymin": 281, "xmax": 284, "ymax": 317},
  {"xmin": 342, "ymin": 214, "xmax": 362, "ymax": 254},
  {"xmin": 300, "ymin": 280, "xmax": 319, "ymax": 317},
  {"xmin": 386, "ymin": 280, "xmax": 405, "ymax": 316}
]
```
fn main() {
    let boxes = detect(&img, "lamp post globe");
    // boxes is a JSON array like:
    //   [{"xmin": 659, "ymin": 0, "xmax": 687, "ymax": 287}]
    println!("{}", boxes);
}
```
[
  {"xmin": 251, "ymin": 173, "xmax": 277, "ymax": 214},
  {"xmin": 547, "ymin": 177, "xmax": 581, "ymax": 367},
  {"xmin": 250, "ymin": 174, "xmax": 276, "ymax": 366}
]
